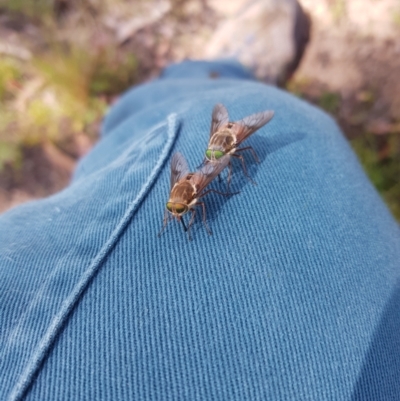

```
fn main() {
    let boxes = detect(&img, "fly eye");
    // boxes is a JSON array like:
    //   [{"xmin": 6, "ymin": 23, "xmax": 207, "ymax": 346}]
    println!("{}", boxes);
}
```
[
  {"xmin": 205, "ymin": 149, "xmax": 212, "ymax": 160},
  {"xmin": 214, "ymin": 150, "xmax": 225, "ymax": 159},
  {"xmin": 166, "ymin": 202, "xmax": 173, "ymax": 212},
  {"xmin": 175, "ymin": 205, "xmax": 186, "ymax": 214}
]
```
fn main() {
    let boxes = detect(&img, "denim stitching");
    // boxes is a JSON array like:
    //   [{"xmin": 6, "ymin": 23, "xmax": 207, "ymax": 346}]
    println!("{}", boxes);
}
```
[{"xmin": 8, "ymin": 113, "xmax": 178, "ymax": 401}]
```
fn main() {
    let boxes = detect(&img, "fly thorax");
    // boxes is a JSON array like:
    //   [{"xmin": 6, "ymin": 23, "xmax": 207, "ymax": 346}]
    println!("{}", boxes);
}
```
[
  {"xmin": 206, "ymin": 132, "xmax": 235, "ymax": 160},
  {"xmin": 170, "ymin": 181, "xmax": 195, "ymax": 203},
  {"xmin": 211, "ymin": 132, "xmax": 235, "ymax": 151}
]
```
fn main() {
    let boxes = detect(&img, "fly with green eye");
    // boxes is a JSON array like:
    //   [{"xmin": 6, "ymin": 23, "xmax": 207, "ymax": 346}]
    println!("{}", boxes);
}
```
[
  {"xmin": 158, "ymin": 152, "xmax": 233, "ymax": 240},
  {"xmin": 205, "ymin": 103, "xmax": 274, "ymax": 186}
]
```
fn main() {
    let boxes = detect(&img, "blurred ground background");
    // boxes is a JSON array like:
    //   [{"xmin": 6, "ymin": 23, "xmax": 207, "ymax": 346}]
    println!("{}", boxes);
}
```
[{"xmin": 0, "ymin": 0, "xmax": 399, "ymax": 219}]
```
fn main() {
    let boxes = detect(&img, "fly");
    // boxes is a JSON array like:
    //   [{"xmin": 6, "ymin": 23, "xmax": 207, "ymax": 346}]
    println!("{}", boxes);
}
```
[
  {"xmin": 205, "ymin": 103, "xmax": 274, "ymax": 186},
  {"xmin": 158, "ymin": 152, "xmax": 234, "ymax": 240}
]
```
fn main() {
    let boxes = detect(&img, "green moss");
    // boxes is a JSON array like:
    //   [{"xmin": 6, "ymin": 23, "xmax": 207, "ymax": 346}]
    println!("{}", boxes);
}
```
[
  {"xmin": 0, "ymin": 1, "xmax": 139, "ymax": 177},
  {"xmin": 284, "ymin": 77, "xmax": 309, "ymax": 98},
  {"xmin": 0, "ymin": 58, "xmax": 22, "ymax": 100},
  {"xmin": 0, "ymin": 0, "xmax": 55, "ymax": 24},
  {"xmin": 318, "ymin": 92, "xmax": 341, "ymax": 114},
  {"xmin": 0, "ymin": 141, "xmax": 21, "ymax": 170},
  {"xmin": 351, "ymin": 133, "xmax": 400, "ymax": 220},
  {"xmin": 90, "ymin": 52, "xmax": 138, "ymax": 97}
]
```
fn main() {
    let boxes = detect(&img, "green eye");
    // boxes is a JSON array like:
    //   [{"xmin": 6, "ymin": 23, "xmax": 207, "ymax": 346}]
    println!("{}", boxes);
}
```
[
  {"xmin": 166, "ymin": 202, "xmax": 173, "ymax": 212},
  {"xmin": 205, "ymin": 149, "xmax": 225, "ymax": 160},
  {"xmin": 213, "ymin": 150, "xmax": 225, "ymax": 159}
]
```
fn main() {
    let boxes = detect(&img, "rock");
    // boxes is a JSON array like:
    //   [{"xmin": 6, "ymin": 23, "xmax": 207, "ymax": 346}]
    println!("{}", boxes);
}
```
[
  {"xmin": 294, "ymin": 0, "xmax": 400, "ymax": 121},
  {"xmin": 103, "ymin": 0, "xmax": 171, "ymax": 44},
  {"xmin": 0, "ymin": 42, "xmax": 31, "ymax": 60},
  {"xmin": 202, "ymin": 0, "xmax": 311, "ymax": 84}
]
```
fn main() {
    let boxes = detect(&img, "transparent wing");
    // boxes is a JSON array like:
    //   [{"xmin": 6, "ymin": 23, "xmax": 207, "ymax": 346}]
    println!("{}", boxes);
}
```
[
  {"xmin": 232, "ymin": 110, "xmax": 274, "ymax": 144},
  {"xmin": 209, "ymin": 103, "xmax": 229, "ymax": 138},
  {"xmin": 190, "ymin": 155, "xmax": 230, "ymax": 193},
  {"xmin": 170, "ymin": 152, "xmax": 190, "ymax": 190}
]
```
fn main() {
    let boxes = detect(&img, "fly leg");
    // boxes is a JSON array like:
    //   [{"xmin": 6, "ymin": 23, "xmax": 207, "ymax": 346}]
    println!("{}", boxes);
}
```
[
  {"xmin": 196, "ymin": 201, "xmax": 212, "ymax": 236},
  {"xmin": 193, "ymin": 189, "xmax": 239, "ymax": 239},
  {"xmin": 180, "ymin": 217, "xmax": 188, "ymax": 232},
  {"xmin": 157, "ymin": 210, "xmax": 170, "ymax": 237},
  {"xmin": 217, "ymin": 160, "xmax": 231, "ymax": 190},
  {"xmin": 186, "ymin": 209, "xmax": 196, "ymax": 241},
  {"xmin": 235, "ymin": 146, "xmax": 259, "ymax": 163},
  {"xmin": 226, "ymin": 161, "xmax": 233, "ymax": 192},
  {"xmin": 231, "ymin": 152, "xmax": 257, "ymax": 185}
]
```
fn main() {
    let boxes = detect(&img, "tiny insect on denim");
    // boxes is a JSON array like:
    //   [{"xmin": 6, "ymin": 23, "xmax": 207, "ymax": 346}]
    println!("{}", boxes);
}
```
[
  {"xmin": 159, "ymin": 152, "xmax": 232, "ymax": 241},
  {"xmin": 0, "ymin": 59, "xmax": 399, "ymax": 401},
  {"xmin": 205, "ymin": 103, "xmax": 274, "ymax": 186}
]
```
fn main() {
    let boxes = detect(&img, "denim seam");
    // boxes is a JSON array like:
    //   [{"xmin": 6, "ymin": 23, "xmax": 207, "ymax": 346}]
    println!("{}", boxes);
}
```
[{"xmin": 8, "ymin": 113, "xmax": 179, "ymax": 401}]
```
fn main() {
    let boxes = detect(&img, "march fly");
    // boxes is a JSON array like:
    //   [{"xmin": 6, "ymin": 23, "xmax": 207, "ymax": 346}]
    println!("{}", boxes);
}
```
[
  {"xmin": 158, "ymin": 152, "xmax": 234, "ymax": 240},
  {"xmin": 205, "ymin": 103, "xmax": 274, "ymax": 186}
]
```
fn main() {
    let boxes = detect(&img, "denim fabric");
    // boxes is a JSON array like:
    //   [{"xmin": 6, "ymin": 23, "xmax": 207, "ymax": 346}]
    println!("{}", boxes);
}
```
[{"xmin": 0, "ymin": 60, "xmax": 399, "ymax": 401}]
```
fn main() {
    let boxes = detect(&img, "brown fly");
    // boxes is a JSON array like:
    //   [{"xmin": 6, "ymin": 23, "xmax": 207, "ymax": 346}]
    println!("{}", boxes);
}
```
[
  {"xmin": 205, "ymin": 103, "xmax": 274, "ymax": 186},
  {"xmin": 158, "ymin": 152, "xmax": 234, "ymax": 240}
]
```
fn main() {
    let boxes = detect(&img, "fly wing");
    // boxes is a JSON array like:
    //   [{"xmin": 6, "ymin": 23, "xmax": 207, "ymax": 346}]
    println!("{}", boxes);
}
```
[
  {"xmin": 209, "ymin": 103, "xmax": 229, "ymax": 138},
  {"xmin": 232, "ymin": 110, "xmax": 274, "ymax": 144},
  {"xmin": 170, "ymin": 152, "xmax": 190, "ymax": 190},
  {"xmin": 190, "ymin": 155, "xmax": 230, "ymax": 194}
]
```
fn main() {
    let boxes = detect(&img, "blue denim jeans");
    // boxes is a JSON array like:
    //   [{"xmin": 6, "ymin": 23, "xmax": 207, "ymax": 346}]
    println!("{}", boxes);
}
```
[{"xmin": 1, "ymin": 60, "xmax": 399, "ymax": 400}]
